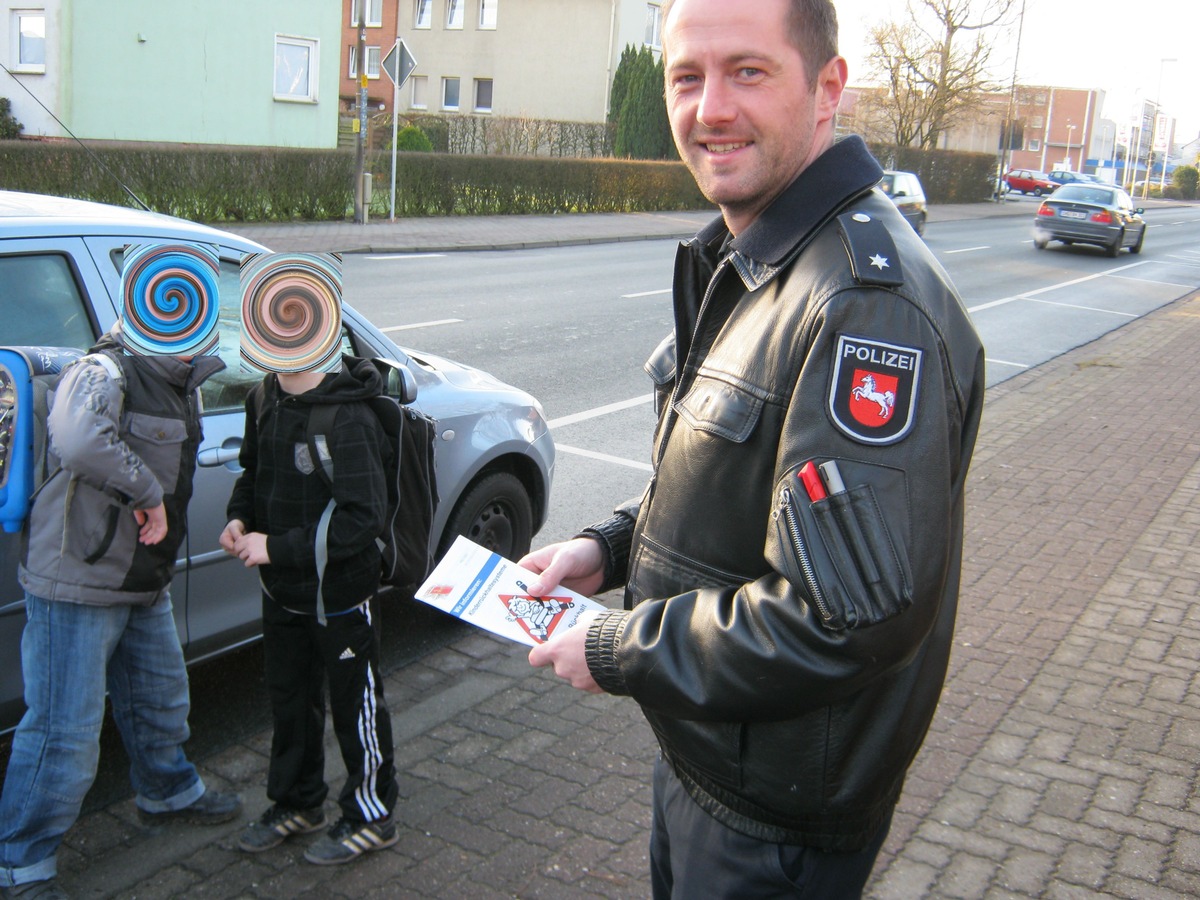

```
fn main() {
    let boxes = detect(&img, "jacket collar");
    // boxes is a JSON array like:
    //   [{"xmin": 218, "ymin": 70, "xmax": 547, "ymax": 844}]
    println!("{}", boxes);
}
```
[{"xmin": 693, "ymin": 135, "xmax": 884, "ymax": 291}]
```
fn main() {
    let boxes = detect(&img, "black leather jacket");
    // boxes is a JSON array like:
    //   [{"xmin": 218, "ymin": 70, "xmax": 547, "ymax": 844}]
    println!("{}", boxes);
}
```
[{"xmin": 582, "ymin": 137, "xmax": 985, "ymax": 850}]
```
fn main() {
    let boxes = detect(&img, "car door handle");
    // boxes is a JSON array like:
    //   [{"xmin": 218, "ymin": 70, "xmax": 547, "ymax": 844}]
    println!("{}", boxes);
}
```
[{"xmin": 198, "ymin": 438, "xmax": 242, "ymax": 467}]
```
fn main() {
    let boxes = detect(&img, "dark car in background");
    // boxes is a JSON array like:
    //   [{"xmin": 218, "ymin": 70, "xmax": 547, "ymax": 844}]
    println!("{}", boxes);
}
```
[
  {"xmin": 1005, "ymin": 169, "xmax": 1059, "ymax": 196},
  {"xmin": 879, "ymin": 170, "xmax": 928, "ymax": 235},
  {"xmin": 1046, "ymin": 170, "xmax": 1101, "ymax": 188},
  {"xmin": 1032, "ymin": 183, "xmax": 1146, "ymax": 257},
  {"xmin": 0, "ymin": 190, "xmax": 557, "ymax": 733}
]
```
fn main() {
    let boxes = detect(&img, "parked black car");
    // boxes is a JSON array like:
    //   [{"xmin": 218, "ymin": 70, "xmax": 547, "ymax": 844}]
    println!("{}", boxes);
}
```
[{"xmin": 1032, "ymin": 184, "xmax": 1146, "ymax": 257}]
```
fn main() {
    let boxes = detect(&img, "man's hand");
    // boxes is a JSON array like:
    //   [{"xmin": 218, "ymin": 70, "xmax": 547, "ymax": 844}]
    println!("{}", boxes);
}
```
[
  {"xmin": 133, "ymin": 503, "xmax": 168, "ymax": 546},
  {"xmin": 517, "ymin": 537, "xmax": 606, "ymax": 598},
  {"xmin": 219, "ymin": 519, "xmax": 246, "ymax": 554},
  {"xmin": 232, "ymin": 532, "xmax": 270, "ymax": 568},
  {"xmin": 528, "ymin": 612, "xmax": 602, "ymax": 693}
]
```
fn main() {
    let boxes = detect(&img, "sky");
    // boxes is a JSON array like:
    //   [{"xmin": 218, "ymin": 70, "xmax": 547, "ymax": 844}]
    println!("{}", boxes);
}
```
[{"xmin": 836, "ymin": 0, "xmax": 1200, "ymax": 145}]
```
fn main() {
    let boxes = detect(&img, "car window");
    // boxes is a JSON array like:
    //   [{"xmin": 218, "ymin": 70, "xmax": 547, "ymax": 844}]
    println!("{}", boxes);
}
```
[{"xmin": 0, "ymin": 253, "xmax": 97, "ymax": 349}]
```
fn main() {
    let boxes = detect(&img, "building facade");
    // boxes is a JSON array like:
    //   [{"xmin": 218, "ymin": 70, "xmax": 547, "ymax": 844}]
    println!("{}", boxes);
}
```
[
  {"xmin": 339, "ymin": 0, "xmax": 664, "ymax": 124},
  {"xmin": 3, "ymin": 0, "xmax": 341, "ymax": 148}
]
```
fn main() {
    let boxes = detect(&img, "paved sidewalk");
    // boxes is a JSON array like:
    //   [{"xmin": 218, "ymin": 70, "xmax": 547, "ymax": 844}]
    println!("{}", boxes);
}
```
[{"xmin": 35, "ymin": 206, "xmax": 1200, "ymax": 898}]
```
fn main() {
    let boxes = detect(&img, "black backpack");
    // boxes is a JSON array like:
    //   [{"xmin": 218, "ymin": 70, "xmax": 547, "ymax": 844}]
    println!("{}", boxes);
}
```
[{"xmin": 254, "ymin": 357, "xmax": 438, "ymax": 616}]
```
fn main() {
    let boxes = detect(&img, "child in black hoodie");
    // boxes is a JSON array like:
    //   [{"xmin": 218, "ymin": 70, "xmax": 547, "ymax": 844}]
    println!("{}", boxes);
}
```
[{"xmin": 221, "ymin": 358, "xmax": 399, "ymax": 865}]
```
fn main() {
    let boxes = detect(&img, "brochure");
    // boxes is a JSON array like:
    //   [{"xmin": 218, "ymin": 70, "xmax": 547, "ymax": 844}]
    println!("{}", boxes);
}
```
[{"xmin": 414, "ymin": 535, "xmax": 607, "ymax": 646}]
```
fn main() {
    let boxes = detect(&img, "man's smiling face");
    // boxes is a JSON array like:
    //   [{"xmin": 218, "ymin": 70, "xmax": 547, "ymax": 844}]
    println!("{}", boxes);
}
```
[{"xmin": 662, "ymin": 0, "xmax": 843, "ymax": 235}]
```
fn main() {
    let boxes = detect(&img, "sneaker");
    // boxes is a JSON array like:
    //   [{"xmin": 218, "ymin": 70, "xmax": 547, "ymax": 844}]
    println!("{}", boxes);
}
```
[
  {"xmin": 303, "ymin": 814, "xmax": 398, "ymax": 865},
  {"xmin": 137, "ymin": 788, "xmax": 242, "ymax": 826},
  {"xmin": 0, "ymin": 880, "xmax": 69, "ymax": 900},
  {"xmin": 237, "ymin": 804, "xmax": 327, "ymax": 853}
]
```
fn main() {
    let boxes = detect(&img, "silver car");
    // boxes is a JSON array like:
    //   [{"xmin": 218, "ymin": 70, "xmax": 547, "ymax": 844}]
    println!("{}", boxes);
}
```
[
  {"xmin": 0, "ymin": 190, "xmax": 556, "ymax": 733},
  {"xmin": 1032, "ymin": 184, "xmax": 1146, "ymax": 257}
]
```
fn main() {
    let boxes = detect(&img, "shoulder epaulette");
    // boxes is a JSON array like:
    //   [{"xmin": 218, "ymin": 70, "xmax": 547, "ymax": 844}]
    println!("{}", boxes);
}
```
[{"xmin": 836, "ymin": 210, "xmax": 905, "ymax": 287}]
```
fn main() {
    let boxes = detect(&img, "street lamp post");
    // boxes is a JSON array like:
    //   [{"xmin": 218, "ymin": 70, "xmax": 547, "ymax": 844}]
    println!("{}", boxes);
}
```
[
  {"xmin": 1143, "ymin": 57, "xmax": 1176, "ymax": 201},
  {"xmin": 1065, "ymin": 123, "xmax": 1075, "ymax": 167}
]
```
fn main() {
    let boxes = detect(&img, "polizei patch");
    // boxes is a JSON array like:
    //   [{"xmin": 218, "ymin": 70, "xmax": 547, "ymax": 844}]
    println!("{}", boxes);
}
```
[{"xmin": 829, "ymin": 335, "xmax": 922, "ymax": 444}]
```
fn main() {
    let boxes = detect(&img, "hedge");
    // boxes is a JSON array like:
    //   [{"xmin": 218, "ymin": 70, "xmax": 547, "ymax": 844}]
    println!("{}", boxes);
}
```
[{"xmin": 0, "ymin": 138, "xmax": 998, "ymax": 223}]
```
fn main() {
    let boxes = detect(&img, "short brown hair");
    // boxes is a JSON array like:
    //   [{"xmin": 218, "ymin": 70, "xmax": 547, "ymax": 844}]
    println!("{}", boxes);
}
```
[{"xmin": 661, "ymin": 0, "xmax": 839, "ymax": 84}]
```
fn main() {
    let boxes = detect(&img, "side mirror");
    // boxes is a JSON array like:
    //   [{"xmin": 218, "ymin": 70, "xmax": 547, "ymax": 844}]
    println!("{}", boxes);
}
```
[
  {"xmin": 894, "ymin": 189, "xmax": 908, "ymax": 198},
  {"xmin": 375, "ymin": 358, "xmax": 418, "ymax": 404}
]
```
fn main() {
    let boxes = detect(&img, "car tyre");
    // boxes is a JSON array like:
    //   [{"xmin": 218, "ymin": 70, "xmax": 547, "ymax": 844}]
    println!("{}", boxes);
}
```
[
  {"xmin": 914, "ymin": 212, "xmax": 926, "ymax": 237},
  {"xmin": 1130, "ymin": 227, "xmax": 1145, "ymax": 255},
  {"xmin": 438, "ymin": 471, "xmax": 534, "ymax": 561},
  {"xmin": 1106, "ymin": 232, "xmax": 1123, "ymax": 258},
  {"xmin": 1033, "ymin": 188, "xmax": 1044, "ymax": 197}
]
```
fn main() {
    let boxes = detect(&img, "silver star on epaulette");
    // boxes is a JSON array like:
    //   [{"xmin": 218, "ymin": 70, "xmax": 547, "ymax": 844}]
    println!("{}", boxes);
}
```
[{"xmin": 869, "ymin": 253, "xmax": 890, "ymax": 269}]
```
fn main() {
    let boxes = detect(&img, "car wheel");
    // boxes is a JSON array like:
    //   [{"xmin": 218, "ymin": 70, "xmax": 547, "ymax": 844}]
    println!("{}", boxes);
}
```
[
  {"xmin": 1106, "ymin": 232, "xmax": 1123, "ymax": 258},
  {"xmin": 438, "ymin": 471, "xmax": 534, "ymax": 561},
  {"xmin": 914, "ymin": 212, "xmax": 926, "ymax": 237},
  {"xmin": 1130, "ymin": 228, "xmax": 1145, "ymax": 255},
  {"xmin": 1033, "ymin": 237, "xmax": 1048, "ymax": 249}
]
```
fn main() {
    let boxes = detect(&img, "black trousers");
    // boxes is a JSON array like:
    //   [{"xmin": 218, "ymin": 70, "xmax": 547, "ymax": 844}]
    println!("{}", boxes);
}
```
[
  {"xmin": 261, "ymin": 595, "xmax": 397, "ymax": 824},
  {"xmin": 650, "ymin": 758, "xmax": 892, "ymax": 899}
]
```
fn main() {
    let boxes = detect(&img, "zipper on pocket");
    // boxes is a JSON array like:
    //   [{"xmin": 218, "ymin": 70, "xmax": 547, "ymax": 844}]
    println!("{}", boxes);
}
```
[{"xmin": 777, "ymin": 486, "xmax": 834, "ymax": 623}]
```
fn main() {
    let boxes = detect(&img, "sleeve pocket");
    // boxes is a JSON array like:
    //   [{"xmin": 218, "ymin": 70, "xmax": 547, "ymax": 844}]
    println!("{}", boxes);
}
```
[{"xmin": 768, "ymin": 461, "xmax": 912, "ymax": 631}]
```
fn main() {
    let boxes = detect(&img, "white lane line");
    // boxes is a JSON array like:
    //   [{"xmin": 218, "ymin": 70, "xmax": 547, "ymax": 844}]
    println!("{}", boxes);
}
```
[
  {"xmin": 986, "ymin": 358, "xmax": 1030, "ymax": 369},
  {"xmin": 366, "ymin": 253, "xmax": 447, "ymax": 260},
  {"xmin": 1108, "ymin": 273, "xmax": 1197, "ymax": 288},
  {"xmin": 967, "ymin": 259, "xmax": 1151, "ymax": 313},
  {"xmin": 944, "ymin": 246, "xmax": 990, "ymax": 254},
  {"xmin": 622, "ymin": 288, "xmax": 672, "ymax": 298},
  {"xmin": 380, "ymin": 318, "xmax": 463, "ymax": 333},
  {"xmin": 554, "ymin": 444, "xmax": 654, "ymax": 472},
  {"xmin": 1025, "ymin": 297, "xmax": 1137, "ymax": 317},
  {"xmin": 547, "ymin": 394, "xmax": 654, "ymax": 429}
]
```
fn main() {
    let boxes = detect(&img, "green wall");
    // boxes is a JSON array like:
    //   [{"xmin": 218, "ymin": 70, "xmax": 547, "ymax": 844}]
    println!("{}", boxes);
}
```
[{"xmin": 64, "ymin": 0, "xmax": 340, "ymax": 148}]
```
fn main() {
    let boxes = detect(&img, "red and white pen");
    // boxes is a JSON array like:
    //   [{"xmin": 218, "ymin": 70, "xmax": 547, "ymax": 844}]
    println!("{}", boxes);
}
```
[{"xmin": 798, "ymin": 461, "xmax": 827, "ymax": 502}]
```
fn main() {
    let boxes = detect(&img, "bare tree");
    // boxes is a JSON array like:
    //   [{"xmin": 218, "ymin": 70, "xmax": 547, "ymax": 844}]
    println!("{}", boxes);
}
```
[{"xmin": 863, "ymin": 0, "xmax": 1013, "ymax": 149}]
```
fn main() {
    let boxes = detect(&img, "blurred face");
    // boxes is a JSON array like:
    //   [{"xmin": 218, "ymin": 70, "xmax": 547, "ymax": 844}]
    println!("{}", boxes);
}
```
[{"xmin": 663, "ymin": 0, "xmax": 846, "ymax": 234}]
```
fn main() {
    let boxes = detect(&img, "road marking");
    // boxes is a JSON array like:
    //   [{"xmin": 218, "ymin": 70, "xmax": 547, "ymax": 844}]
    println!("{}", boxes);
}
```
[
  {"xmin": 986, "ymin": 358, "xmax": 1029, "ymax": 369},
  {"xmin": 967, "ymin": 260, "xmax": 1151, "ymax": 313},
  {"xmin": 1108, "ymin": 273, "xmax": 1197, "ymax": 288},
  {"xmin": 366, "ymin": 253, "xmax": 447, "ymax": 260},
  {"xmin": 944, "ymin": 246, "xmax": 990, "ymax": 254},
  {"xmin": 547, "ymin": 394, "xmax": 653, "ymax": 429},
  {"xmin": 622, "ymin": 288, "xmax": 672, "ymax": 298},
  {"xmin": 554, "ymin": 444, "xmax": 653, "ymax": 472},
  {"xmin": 380, "ymin": 318, "xmax": 463, "ymax": 333},
  {"xmin": 1025, "ymin": 298, "xmax": 1137, "ymax": 317}
]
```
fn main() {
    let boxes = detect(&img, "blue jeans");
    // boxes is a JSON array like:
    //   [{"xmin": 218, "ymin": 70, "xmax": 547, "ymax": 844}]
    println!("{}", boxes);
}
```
[{"xmin": 0, "ymin": 593, "xmax": 205, "ymax": 887}]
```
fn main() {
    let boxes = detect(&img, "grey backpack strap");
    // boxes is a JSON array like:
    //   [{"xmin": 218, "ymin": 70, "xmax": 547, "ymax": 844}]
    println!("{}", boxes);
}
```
[{"xmin": 307, "ymin": 405, "xmax": 338, "ymax": 625}]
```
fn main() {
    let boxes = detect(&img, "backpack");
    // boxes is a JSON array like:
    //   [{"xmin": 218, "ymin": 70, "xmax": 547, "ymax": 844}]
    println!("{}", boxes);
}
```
[
  {"xmin": 0, "ymin": 346, "xmax": 119, "ymax": 534},
  {"xmin": 252, "ymin": 357, "xmax": 438, "ymax": 616}
]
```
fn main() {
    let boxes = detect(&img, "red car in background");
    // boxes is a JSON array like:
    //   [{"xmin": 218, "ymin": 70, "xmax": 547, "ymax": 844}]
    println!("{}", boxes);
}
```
[{"xmin": 1005, "ymin": 169, "xmax": 1059, "ymax": 196}]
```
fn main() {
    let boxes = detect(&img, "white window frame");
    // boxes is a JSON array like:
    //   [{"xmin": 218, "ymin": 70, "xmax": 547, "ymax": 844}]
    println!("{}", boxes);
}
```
[
  {"xmin": 273, "ymin": 35, "xmax": 319, "ymax": 103},
  {"xmin": 350, "ymin": 0, "xmax": 383, "ymax": 27},
  {"xmin": 644, "ymin": 3, "xmax": 662, "ymax": 49},
  {"xmin": 12, "ymin": 9, "xmax": 46, "ymax": 74},
  {"xmin": 446, "ymin": 0, "xmax": 464, "ymax": 29},
  {"xmin": 1027, "ymin": 139, "xmax": 1041, "ymax": 152},
  {"xmin": 473, "ymin": 78, "xmax": 493, "ymax": 113},
  {"xmin": 414, "ymin": 0, "xmax": 432, "ymax": 29},
  {"xmin": 442, "ymin": 77, "xmax": 460, "ymax": 111},
  {"xmin": 479, "ymin": 0, "xmax": 498, "ymax": 29},
  {"xmin": 410, "ymin": 75, "xmax": 428, "ymax": 110},
  {"xmin": 348, "ymin": 45, "xmax": 382, "ymax": 80}
]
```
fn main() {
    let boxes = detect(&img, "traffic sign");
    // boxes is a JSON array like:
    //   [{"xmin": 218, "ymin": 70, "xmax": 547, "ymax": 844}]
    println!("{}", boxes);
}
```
[{"xmin": 382, "ymin": 39, "xmax": 417, "ymax": 89}]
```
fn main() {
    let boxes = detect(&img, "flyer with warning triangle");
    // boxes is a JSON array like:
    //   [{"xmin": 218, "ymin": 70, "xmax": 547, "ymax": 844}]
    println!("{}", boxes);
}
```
[{"xmin": 414, "ymin": 536, "xmax": 607, "ymax": 646}]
